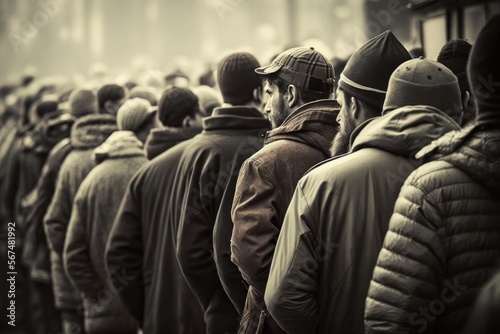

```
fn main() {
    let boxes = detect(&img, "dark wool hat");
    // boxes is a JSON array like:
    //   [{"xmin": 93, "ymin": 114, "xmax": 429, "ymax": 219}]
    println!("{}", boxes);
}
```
[
  {"xmin": 35, "ymin": 96, "xmax": 59, "ymax": 119},
  {"xmin": 339, "ymin": 30, "xmax": 411, "ymax": 110},
  {"xmin": 383, "ymin": 57, "xmax": 462, "ymax": 117},
  {"xmin": 256, "ymin": 47, "xmax": 335, "ymax": 94},
  {"xmin": 437, "ymin": 39, "xmax": 472, "ymax": 94},
  {"xmin": 68, "ymin": 89, "xmax": 98, "ymax": 117},
  {"xmin": 217, "ymin": 52, "xmax": 262, "ymax": 104},
  {"xmin": 97, "ymin": 84, "xmax": 127, "ymax": 109},
  {"xmin": 467, "ymin": 14, "xmax": 500, "ymax": 115},
  {"xmin": 158, "ymin": 86, "xmax": 199, "ymax": 127}
]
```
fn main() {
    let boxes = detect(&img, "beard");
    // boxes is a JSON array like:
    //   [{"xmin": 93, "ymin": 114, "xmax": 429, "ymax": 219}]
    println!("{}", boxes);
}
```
[
  {"xmin": 329, "ymin": 126, "xmax": 351, "ymax": 157},
  {"xmin": 269, "ymin": 96, "xmax": 289, "ymax": 128}
]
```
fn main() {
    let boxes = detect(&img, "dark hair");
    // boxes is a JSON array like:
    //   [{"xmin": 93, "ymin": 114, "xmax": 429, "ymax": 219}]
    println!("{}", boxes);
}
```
[
  {"xmin": 158, "ymin": 87, "xmax": 200, "ymax": 127},
  {"xmin": 266, "ymin": 74, "xmax": 330, "ymax": 103},
  {"xmin": 36, "ymin": 100, "xmax": 59, "ymax": 119},
  {"xmin": 97, "ymin": 84, "xmax": 127, "ymax": 109}
]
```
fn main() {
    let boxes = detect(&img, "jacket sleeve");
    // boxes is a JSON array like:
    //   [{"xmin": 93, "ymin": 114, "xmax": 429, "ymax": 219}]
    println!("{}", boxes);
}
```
[
  {"xmin": 231, "ymin": 158, "xmax": 281, "ymax": 296},
  {"xmin": 213, "ymin": 171, "xmax": 247, "ymax": 316},
  {"xmin": 176, "ymin": 163, "xmax": 235, "ymax": 308},
  {"xmin": 105, "ymin": 176, "xmax": 144, "ymax": 324},
  {"xmin": 365, "ymin": 173, "xmax": 446, "ymax": 334},
  {"xmin": 44, "ymin": 162, "xmax": 72, "ymax": 255},
  {"xmin": 264, "ymin": 179, "xmax": 319, "ymax": 334},
  {"xmin": 64, "ymin": 182, "xmax": 106, "ymax": 297}
]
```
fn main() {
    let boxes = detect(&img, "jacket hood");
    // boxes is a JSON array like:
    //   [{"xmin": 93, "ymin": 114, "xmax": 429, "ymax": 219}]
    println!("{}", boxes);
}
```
[
  {"xmin": 145, "ymin": 126, "xmax": 202, "ymax": 159},
  {"xmin": 351, "ymin": 105, "xmax": 460, "ymax": 157},
  {"xmin": 70, "ymin": 114, "xmax": 117, "ymax": 149},
  {"xmin": 265, "ymin": 99, "xmax": 340, "ymax": 156},
  {"xmin": 22, "ymin": 111, "xmax": 75, "ymax": 154},
  {"xmin": 416, "ymin": 124, "xmax": 500, "ymax": 196},
  {"xmin": 93, "ymin": 130, "xmax": 145, "ymax": 164}
]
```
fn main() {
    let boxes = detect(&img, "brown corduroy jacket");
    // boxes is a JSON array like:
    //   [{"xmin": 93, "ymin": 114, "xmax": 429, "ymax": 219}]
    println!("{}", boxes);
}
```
[{"xmin": 231, "ymin": 99, "xmax": 340, "ymax": 334}]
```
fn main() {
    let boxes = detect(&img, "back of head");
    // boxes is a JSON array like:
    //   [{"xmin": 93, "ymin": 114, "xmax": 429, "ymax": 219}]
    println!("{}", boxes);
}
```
[
  {"xmin": 158, "ymin": 86, "xmax": 199, "ymax": 127},
  {"xmin": 339, "ymin": 30, "xmax": 412, "ymax": 111},
  {"xmin": 255, "ymin": 46, "xmax": 335, "ymax": 102},
  {"xmin": 68, "ymin": 88, "xmax": 98, "ymax": 117},
  {"xmin": 217, "ymin": 52, "xmax": 262, "ymax": 105},
  {"xmin": 409, "ymin": 47, "xmax": 424, "ymax": 59},
  {"xmin": 191, "ymin": 85, "xmax": 222, "ymax": 116},
  {"xmin": 97, "ymin": 84, "xmax": 127, "ymax": 111},
  {"xmin": 36, "ymin": 95, "xmax": 59, "ymax": 120},
  {"xmin": 467, "ymin": 14, "xmax": 500, "ymax": 121},
  {"xmin": 116, "ymin": 98, "xmax": 155, "ymax": 132},
  {"xmin": 383, "ymin": 57, "xmax": 462, "ymax": 121},
  {"xmin": 130, "ymin": 85, "xmax": 159, "ymax": 106},
  {"xmin": 438, "ymin": 39, "xmax": 472, "ymax": 94}
]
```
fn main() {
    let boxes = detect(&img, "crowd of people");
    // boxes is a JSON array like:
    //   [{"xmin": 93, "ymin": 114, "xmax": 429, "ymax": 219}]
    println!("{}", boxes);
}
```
[{"xmin": 0, "ymin": 13, "xmax": 499, "ymax": 334}]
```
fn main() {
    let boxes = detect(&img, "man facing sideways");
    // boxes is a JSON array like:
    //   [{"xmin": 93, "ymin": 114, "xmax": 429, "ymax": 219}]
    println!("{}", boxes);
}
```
[{"xmin": 230, "ymin": 46, "xmax": 340, "ymax": 333}]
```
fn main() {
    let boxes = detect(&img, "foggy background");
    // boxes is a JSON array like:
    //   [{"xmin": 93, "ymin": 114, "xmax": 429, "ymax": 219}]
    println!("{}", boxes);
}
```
[{"xmin": 0, "ymin": 0, "xmax": 420, "ymax": 85}]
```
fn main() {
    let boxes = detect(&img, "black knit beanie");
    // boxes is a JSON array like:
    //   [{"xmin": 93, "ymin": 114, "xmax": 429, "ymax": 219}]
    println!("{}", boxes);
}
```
[
  {"xmin": 217, "ymin": 52, "xmax": 262, "ymax": 105},
  {"xmin": 467, "ymin": 14, "xmax": 500, "ymax": 120},
  {"xmin": 338, "ymin": 30, "xmax": 411, "ymax": 110}
]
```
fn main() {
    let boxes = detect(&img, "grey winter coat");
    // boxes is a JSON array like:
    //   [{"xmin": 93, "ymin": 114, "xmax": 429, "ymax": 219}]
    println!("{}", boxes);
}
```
[
  {"xmin": 44, "ymin": 114, "xmax": 117, "ymax": 311},
  {"xmin": 64, "ymin": 131, "xmax": 146, "ymax": 333}
]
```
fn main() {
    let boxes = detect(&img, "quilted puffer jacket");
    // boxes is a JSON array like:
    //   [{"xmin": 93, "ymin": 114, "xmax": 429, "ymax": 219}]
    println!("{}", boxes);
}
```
[{"xmin": 365, "ymin": 123, "xmax": 500, "ymax": 334}]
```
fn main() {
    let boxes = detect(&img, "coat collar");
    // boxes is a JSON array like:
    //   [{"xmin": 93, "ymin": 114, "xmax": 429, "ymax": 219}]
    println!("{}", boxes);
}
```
[{"xmin": 203, "ymin": 106, "xmax": 270, "ymax": 131}]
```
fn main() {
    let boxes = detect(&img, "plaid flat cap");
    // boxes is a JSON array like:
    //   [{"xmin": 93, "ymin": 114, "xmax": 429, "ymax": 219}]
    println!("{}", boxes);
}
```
[{"xmin": 255, "ymin": 47, "xmax": 335, "ymax": 94}]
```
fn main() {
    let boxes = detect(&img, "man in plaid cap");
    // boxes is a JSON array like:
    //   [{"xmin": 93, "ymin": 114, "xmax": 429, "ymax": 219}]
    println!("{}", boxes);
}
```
[{"xmin": 230, "ymin": 46, "xmax": 340, "ymax": 334}]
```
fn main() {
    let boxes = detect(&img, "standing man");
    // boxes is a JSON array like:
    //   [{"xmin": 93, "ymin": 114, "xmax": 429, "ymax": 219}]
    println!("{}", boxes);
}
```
[
  {"xmin": 265, "ymin": 57, "xmax": 464, "ymax": 333},
  {"xmin": 64, "ymin": 98, "xmax": 157, "ymax": 334},
  {"xmin": 330, "ymin": 30, "xmax": 411, "ymax": 156},
  {"xmin": 176, "ymin": 51, "xmax": 272, "ymax": 333},
  {"xmin": 44, "ymin": 112, "xmax": 117, "ymax": 334},
  {"xmin": 230, "ymin": 46, "xmax": 339, "ymax": 333},
  {"xmin": 105, "ymin": 88, "xmax": 206, "ymax": 334}
]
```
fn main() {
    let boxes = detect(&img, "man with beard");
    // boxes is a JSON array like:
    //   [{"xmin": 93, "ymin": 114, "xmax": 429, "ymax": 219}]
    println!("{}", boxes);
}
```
[
  {"xmin": 230, "ymin": 46, "xmax": 339, "ymax": 333},
  {"xmin": 265, "ymin": 55, "xmax": 464, "ymax": 334},
  {"xmin": 330, "ymin": 30, "xmax": 411, "ymax": 156}
]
